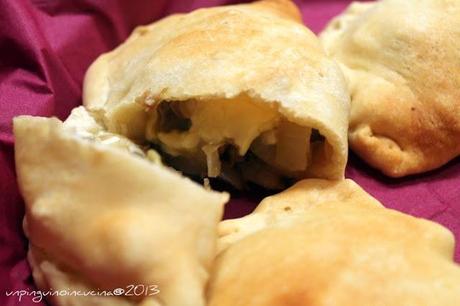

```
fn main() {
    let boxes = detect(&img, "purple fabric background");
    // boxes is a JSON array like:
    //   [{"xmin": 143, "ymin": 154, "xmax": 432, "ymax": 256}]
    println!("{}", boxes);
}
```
[{"xmin": 0, "ymin": 1, "xmax": 458, "ymax": 305}]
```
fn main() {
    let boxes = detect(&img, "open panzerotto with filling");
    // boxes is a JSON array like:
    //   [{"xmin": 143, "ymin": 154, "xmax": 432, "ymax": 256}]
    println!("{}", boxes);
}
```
[{"xmin": 83, "ymin": 0, "xmax": 350, "ymax": 189}]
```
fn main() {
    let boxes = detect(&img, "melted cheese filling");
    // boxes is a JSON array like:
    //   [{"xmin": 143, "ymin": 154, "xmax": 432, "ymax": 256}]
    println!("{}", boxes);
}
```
[{"xmin": 146, "ymin": 94, "xmax": 313, "ymax": 188}]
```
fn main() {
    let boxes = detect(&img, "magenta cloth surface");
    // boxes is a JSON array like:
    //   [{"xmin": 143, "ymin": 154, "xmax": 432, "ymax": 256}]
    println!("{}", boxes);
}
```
[{"xmin": 0, "ymin": 0, "xmax": 459, "ymax": 305}]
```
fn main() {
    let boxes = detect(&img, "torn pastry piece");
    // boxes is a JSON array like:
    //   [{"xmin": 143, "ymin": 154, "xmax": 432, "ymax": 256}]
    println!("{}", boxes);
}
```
[
  {"xmin": 13, "ymin": 107, "xmax": 229, "ymax": 306},
  {"xmin": 83, "ymin": 0, "xmax": 350, "ymax": 188},
  {"xmin": 209, "ymin": 179, "xmax": 460, "ymax": 305},
  {"xmin": 320, "ymin": 0, "xmax": 460, "ymax": 177}
]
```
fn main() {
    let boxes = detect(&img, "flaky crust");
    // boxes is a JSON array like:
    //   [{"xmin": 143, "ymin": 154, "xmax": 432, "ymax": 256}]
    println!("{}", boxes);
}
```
[
  {"xmin": 14, "ymin": 115, "xmax": 228, "ymax": 306},
  {"xmin": 321, "ymin": 0, "xmax": 460, "ymax": 177},
  {"xmin": 209, "ymin": 179, "xmax": 460, "ymax": 306},
  {"xmin": 83, "ymin": 0, "xmax": 350, "ymax": 180}
]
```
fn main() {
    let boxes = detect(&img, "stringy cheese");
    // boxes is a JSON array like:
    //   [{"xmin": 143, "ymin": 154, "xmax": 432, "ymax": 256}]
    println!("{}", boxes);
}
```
[{"xmin": 150, "ymin": 95, "xmax": 311, "ymax": 179}]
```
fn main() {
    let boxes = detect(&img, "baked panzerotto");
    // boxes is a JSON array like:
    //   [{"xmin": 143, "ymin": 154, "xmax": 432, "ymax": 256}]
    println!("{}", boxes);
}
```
[
  {"xmin": 13, "ymin": 1, "xmax": 460, "ymax": 306},
  {"xmin": 321, "ymin": 0, "xmax": 460, "ymax": 177},
  {"xmin": 83, "ymin": 0, "xmax": 350, "ymax": 189},
  {"xmin": 210, "ymin": 179, "xmax": 460, "ymax": 306},
  {"xmin": 14, "ymin": 107, "xmax": 228, "ymax": 306}
]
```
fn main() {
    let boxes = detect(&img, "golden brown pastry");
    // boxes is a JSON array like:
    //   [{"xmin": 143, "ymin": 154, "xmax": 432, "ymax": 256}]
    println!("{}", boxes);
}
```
[
  {"xmin": 83, "ymin": 0, "xmax": 350, "ymax": 188},
  {"xmin": 320, "ymin": 0, "xmax": 460, "ymax": 177},
  {"xmin": 14, "ymin": 107, "xmax": 229, "ymax": 306},
  {"xmin": 209, "ymin": 179, "xmax": 460, "ymax": 306}
]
